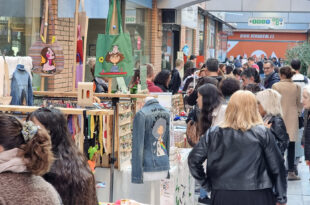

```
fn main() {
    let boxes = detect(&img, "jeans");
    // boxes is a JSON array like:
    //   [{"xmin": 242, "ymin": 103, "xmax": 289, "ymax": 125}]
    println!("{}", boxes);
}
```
[
  {"xmin": 200, "ymin": 187, "xmax": 208, "ymax": 198},
  {"xmin": 287, "ymin": 142, "xmax": 295, "ymax": 172}
]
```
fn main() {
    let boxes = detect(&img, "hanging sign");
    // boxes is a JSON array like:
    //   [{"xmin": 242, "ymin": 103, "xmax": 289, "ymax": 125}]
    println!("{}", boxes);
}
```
[{"xmin": 248, "ymin": 17, "xmax": 284, "ymax": 27}]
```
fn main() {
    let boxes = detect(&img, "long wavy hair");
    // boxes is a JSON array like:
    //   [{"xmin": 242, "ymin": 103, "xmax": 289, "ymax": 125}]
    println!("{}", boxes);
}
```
[
  {"xmin": 27, "ymin": 108, "xmax": 98, "ymax": 205},
  {"xmin": 198, "ymin": 84, "xmax": 224, "ymax": 135}
]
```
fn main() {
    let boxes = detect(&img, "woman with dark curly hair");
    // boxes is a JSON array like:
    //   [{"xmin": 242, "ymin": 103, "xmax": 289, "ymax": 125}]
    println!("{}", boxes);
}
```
[
  {"xmin": 219, "ymin": 77, "xmax": 240, "ymax": 103},
  {"xmin": 0, "ymin": 114, "xmax": 61, "ymax": 204},
  {"xmin": 28, "ymin": 108, "xmax": 98, "ymax": 205},
  {"xmin": 154, "ymin": 70, "xmax": 171, "ymax": 92}
]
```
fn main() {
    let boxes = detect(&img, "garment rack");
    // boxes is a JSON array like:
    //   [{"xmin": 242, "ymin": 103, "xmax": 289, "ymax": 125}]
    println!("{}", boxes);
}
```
[{"xmin": 31, "ymin": 91, "xmax": 156, "ymax": 202}]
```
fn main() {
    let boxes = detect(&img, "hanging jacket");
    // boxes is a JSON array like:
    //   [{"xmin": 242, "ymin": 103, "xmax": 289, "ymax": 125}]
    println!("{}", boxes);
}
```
[
  {"xmin": 10, "ymin": 64, "xmax": 33, "ymax": 105},
  {"xmin": 132, "ymin": 99, "xmax": 170, "ymax": 184}
]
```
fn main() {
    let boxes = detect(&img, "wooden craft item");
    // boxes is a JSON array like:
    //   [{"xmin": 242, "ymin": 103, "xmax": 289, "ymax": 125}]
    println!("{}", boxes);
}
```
[{"xmin": 77, "ymin": 82, "xmax": 94, "ymax": 107}]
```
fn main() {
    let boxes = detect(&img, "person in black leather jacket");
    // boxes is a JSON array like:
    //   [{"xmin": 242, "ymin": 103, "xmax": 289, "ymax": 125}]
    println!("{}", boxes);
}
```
[
  {"xmin": 188, "ymin": 90, "xmax": 287, "ymax": 205},
  {"xmin": 256, "ymin": 89, "xmax": 289, "ymax": 155}
]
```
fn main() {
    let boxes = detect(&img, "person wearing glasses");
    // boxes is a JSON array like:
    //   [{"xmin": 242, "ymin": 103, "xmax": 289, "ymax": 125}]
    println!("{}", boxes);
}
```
[{"xmin": 263, "ymin": 60, "xmax": 280, "ymax": 89}]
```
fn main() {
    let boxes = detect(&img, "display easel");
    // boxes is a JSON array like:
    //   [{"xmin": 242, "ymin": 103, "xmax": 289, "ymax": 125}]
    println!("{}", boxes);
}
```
[
  {"xmin": 72, "ymin": 0, "xmax": 89, "ymax": 91},
  {"xmin": 40, "ymin": 0, "xmax": 49, "ymax": 91}
]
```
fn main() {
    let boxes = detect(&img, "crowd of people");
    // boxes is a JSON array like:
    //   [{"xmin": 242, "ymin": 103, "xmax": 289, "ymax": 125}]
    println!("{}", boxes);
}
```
[
  {"xmin": 139, "ymin": 54, "xmax": 310, "ymax": 205},
  {"xmin": 1, "ymin": 53, "xmax": 310, "ymax": 205},
  {"xmin": 174, "ymin": 56, "xmax": 309, "ymax": 205}
]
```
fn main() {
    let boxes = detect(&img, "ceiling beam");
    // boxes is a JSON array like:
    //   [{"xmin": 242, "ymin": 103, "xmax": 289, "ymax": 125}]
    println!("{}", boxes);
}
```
[
  {"xmin": 157, "ymin": 0, "xmax": 207, "ymax": 9},
  {"xmin": 206, "ymin": 0, "xmax": 310, "ymax": 12}
]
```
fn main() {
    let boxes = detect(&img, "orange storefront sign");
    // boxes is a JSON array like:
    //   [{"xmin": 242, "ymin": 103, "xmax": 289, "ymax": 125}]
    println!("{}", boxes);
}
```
[{"xmin": 227, "ymin": 32, "xmax": 307, "ymax": 59}]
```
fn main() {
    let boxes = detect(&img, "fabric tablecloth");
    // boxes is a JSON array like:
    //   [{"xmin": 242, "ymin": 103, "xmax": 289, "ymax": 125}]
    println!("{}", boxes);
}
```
[{"xmin": 95, "ymin": 148, "xmax": 195, "ymax": 205}]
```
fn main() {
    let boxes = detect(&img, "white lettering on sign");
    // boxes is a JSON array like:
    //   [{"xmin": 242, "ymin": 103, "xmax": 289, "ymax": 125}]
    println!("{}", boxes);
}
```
[{"xmin": 240, "ymin": 34, "xmax": 275, "ymax": 39}]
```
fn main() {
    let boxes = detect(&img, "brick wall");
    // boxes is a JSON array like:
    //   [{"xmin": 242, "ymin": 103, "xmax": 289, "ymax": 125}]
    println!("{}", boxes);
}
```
[
  {"xmin": 150, "ymin": 0, "xmax": 163, "ymax": 73},
  {"xmin": 46, "ymin": 0, "xmax": 75, "ymax": 91},
  {"xmin": 204, "ymin": 16, "xmax": 208, "ymax": 60},
  {"xmin": 193, "ymin": 28, "xmax": 198, "ymax": 56},
  {"xmin": 180, "ymin": 26, "xmax": 186, "ymax": 52}
]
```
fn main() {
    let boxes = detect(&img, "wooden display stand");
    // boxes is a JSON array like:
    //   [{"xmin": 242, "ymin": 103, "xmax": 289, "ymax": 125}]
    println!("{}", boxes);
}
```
[
  {"xmin": 32, "ymin": 90, "xmax": 156, "ymax": 169},
  {"xmin": 0, "ymin": 105, "xmax": 113, "ymax": 153},
  {"xmin": 72, "ymin": 0, "xmax": 89, "ymax": 91}
]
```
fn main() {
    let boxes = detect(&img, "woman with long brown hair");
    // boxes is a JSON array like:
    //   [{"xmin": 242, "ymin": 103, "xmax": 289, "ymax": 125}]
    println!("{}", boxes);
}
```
[
  {"xmin": 188, "ymin": 91, "xmax": 287, "ymax": 205},
  {"xmin": 0, "ymin": 114, "xmax": 61, "ymax": 204},
  {"xmin": 28, "ymin": 108, "xmax": 98, "ymax": 205}
]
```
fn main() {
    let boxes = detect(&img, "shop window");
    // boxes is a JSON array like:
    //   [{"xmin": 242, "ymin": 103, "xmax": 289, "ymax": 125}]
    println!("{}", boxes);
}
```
[
  {"xmin": 0, "ymin": 0, "xmax": 42, "ymax": 56},
  {"xmin": 125, "ymin": 8, "xmax": 151, "ymax": 69}
]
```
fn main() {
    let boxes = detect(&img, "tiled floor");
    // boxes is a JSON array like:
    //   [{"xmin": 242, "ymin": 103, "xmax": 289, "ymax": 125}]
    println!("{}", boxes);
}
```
[{"xmin": 287, "ymin": 160, "xmax": 310, "ymax": 205}]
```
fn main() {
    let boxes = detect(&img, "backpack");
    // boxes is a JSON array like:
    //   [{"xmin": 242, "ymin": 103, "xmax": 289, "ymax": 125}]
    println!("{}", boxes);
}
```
[
  {"xmin": 186, "ymin": 106, "xmax": 200, "ymax": 147},
  {"xmin": 293, "ymin": 75, "xmax": 309, "ymax": 84},
  {"xmin": 293, "ymin": 76, "xmax": 308, "ymax": 128}
]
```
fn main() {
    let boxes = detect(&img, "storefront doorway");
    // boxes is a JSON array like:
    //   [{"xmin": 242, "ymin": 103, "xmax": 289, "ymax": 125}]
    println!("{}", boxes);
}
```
[{"xmin": 161, "ymin": 24, "xmax": 180, "ymax": 70}]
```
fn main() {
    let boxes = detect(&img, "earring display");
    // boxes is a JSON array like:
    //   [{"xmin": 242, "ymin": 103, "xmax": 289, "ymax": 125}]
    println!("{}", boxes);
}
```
[{"xmin": 117, "ymin": 102, "xmax": 133, "ymax": 170}]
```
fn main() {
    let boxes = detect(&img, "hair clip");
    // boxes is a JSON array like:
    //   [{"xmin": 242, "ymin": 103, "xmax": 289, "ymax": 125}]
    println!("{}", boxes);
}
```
[{"xmin": 22, "ymin": 121, "xmax": 40, "ymax": 142}]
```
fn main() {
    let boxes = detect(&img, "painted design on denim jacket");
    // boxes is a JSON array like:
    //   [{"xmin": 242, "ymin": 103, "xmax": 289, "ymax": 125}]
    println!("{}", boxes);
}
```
[{"xmin": 152, "ymin": 118, "xmax": 167, "ymax": 156}]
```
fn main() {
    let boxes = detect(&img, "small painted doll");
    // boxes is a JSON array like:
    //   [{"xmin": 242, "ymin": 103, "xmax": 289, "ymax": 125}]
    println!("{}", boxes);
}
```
[
  {"xmin": 40, "ymin": 47, "xmax": 56, "ymax": 74},
  {"xmin": 105, "ymin": 45, "xmax": 124, "ymax": 72}
]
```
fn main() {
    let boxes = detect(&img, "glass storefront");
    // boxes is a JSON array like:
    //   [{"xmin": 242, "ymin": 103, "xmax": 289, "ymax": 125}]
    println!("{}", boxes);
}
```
[
  {"xmin": 84, "ymin": 19, "xmax": 107, "ymax": 82},
  {"xmin": 207, "ymin": 19, "xmax": 216, "ymax": 58},
  {"xmin": 185, "ymin": 28, "xmax": 194, "ymax": 55},
  {"xmin": 125, "ymin": 6, "xmax": 152, "ymax": 69},
  {"xmin": 0, "ymin": 0, "xmax": 41, "ymax": 56},
  {"xmin": 161, "ymin": 24, "xmax": 180, "ymax": 71},
  {"xmin": 198, "ymin": 15, "xmax": 205, "ymax": 56}
]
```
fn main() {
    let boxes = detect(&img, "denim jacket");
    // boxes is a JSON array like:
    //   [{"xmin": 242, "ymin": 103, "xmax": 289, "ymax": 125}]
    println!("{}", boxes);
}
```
[
  {"xmin": 132, "ymin": 99, "xmax": 170, "ymax": 184},
  {"xmin": 10, "ymin": 64, "xmax": 33, "ymax": 106}
]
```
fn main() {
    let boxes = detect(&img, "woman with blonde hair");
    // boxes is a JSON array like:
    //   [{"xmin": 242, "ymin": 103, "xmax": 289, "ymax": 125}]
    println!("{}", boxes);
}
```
[
  {"xmin": 188, "ymin": 90, "xmax": 287, "ymax": 205},
  {"xmin": 272, "ymin": 66, "xmax": 303, "ymax": 180},
  {"xmin": 256, "ymin": 89, "xmax": 289, "ymax": 155}
]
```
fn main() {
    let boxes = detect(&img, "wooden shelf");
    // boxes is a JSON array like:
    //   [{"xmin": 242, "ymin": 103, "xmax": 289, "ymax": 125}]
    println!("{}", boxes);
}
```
[
  {"xmin": 33, "ymin": 91, "xmax": 157, "ymax": 99},
  {"xmin": 0, "ymin": 105, "xmax": 113, "ymax": 116},
  {"xmin": 33, "ymin": 91, "xmax": 78, "ymax": 97}
]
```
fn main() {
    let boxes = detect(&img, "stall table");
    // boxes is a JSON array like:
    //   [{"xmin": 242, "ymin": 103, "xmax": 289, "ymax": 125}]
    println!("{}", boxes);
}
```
[{"xmin": 95, "ymin": 149, "xmax": 195, "ymax": 205}]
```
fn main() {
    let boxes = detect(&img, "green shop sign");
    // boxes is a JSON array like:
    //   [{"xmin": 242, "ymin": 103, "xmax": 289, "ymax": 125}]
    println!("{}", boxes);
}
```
[{"xmin": 248, "ymin": 17, "xmax": 284, "ymax": 27}]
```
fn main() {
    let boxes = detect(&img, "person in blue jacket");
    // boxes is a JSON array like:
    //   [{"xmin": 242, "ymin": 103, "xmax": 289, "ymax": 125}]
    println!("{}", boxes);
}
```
[{"xmin": 263, "ymin": 60, "xmax": 280, "ymax": 89}]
